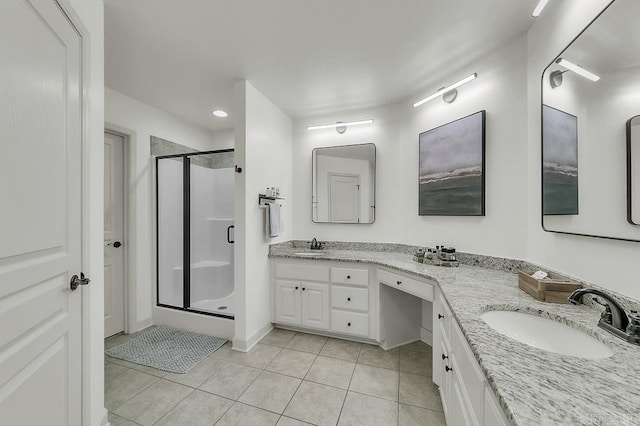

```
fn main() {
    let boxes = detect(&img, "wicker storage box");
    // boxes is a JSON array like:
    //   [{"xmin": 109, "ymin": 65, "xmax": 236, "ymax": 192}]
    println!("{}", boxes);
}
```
[{"xmin": 518, "ymin": 271, "xmax": 582, "ymax": 304}]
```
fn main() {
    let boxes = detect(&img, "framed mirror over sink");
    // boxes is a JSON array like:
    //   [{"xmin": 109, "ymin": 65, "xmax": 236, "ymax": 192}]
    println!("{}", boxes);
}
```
[
  {"xmin": 540, "ymin": 0, "xmax": 640, "ymax": 242},
  {"xmin": 312, "ymin": 143, "xmax": 376, "ymax": 223}
]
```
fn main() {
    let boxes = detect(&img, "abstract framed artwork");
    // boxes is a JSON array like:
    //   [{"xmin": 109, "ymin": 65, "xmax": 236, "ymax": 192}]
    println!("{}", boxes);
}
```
[
  {"xmin": 418, "ymin": 110, "xmax": 486, "ymax": 216},
  {"xmin": 542, "ymin": 105, "xmax": 578, "ymax": 215}
]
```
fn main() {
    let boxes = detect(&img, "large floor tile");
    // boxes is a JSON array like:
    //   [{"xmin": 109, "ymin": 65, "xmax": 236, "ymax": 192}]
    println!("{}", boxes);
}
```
[
  {"xmin": 106, "ymin": 355, "xmax": 168, "ymax": 378},
  {"xmin": 399, "ymin": 340, "xmax": 432, "ymax": 354},
  {"xmin": 284, "ymin": 381, "xmax": 346, "ymax": 426},
  {"xmin": 107, "ymin": 413, "xmax": 138, "ymax": 426},
  {"xmin": 114, "ymin": 379, "xmax": 193, "ymax": 425},
  {"xmin": 319, "ymin": 338, "xmax": 362, "ymax": 362},
  {"xmin": 399, "ymin": 404, "xmax": 446, "ymax": 426},
  {"xmin": 357, "ymin": 344, "xmax": 399, "ymax": 370},
  {"xmin": 349, "ymin": 364, "xmax": 399, "ymax": 401},
  {"xmin": 399, "ymin": 349, "xmax": 431, "ymax": 376},
  {"xmin": 105, "ymin": 361, "xmax": 129, "ymax": 383},
  {"xmin": 216, "ymin": 343, "xmax": 282, "ymax": 369},
  {"xmin": 398, "ymin": 372, "xmax": 442, "ymax": 411},
  {"xmin": 277, "ymin": 416, "xmax": 314, "ymax": 425},
  {"xmin": 199, "ymin": 362, "xmax": 261, "ymax": 400},
  {"xmin": 285, "ymin": 333, "xmax": 327, "ymax": 354},
  {"xmin": 155, "ymin": 389, "xmax": 233, "ymax": 426},
  {"xmin": 238, "ymin": 371, "xmax": 301, "ymax": 414},
  {"xmin": 105, "ymin": 369, "xmax": 158, "ymax": 411},
  {"xmin": 215, "ymin": 402, "xmax": 280, "ymax": 426},
  {"xmin": 266, "ymin": 348, "xmax": 316, "ymax": 378},
  {"xmin": 164, "ymin": 355, "xmax": 226, "ymax": 388},
  {"xmin": 338, "ymin": 392, "xmax": 398, "ymax": 426},
  {"xmin": 305, "ymin": 355, "xmax": 355, "ymax": 389},
  {"xmin": 260, "ymin": 328, "xmax": 297, "ymax": 347}
]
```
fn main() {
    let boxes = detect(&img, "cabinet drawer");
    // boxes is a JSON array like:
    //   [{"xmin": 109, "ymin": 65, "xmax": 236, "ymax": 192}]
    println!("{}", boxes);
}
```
[
  {"xmin": 451, "ymin": 321, "xmax": 485, "ymax": 422},
  {"xmin": 331, "ymin": 266, "xmax": 369, "ymax": 286},
  {"xmin": 435, "ymin": 292, "xmax": 451, "ymax": 339},
  {"xmin": 331, "ymin": 310, "xmax": 369, "ymax": 337},
  {"xmin": 331, "ymin": 286, "xmax": 369, "ymax": 311},
  {"xmin": 275, "ymin": 263, "xmax": 329, "ymax": 282},
  {"xmin": 378, "ymin": 269, "xmax": 434, "ymax": 301}
]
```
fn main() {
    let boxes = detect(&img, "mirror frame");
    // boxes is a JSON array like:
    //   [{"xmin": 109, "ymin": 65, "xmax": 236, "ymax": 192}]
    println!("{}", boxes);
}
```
[
  {"xmin": 628, "ymin": 115, "xmax": 640, "ymax": 225},
  {"xmin": 311, "ymin": 142, "xmax": 376, "ymax": 224},
  {"xmin": 540, "ymin": 0, "xmax": 640, "ymax": 243}
]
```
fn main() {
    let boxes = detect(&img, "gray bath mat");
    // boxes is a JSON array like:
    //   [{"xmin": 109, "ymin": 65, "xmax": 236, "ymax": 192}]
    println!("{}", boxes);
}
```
[{"xmin": 106, "ymin": 326, "xmax": 226, "ymax": 373}]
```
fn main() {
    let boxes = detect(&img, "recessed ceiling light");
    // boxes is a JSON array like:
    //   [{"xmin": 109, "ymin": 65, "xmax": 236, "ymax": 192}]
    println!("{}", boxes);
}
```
[
  {"xmin": 532, "ymin": 0, "xmax": 550, "ymax": 17},
  {"xmin": 212, "ymin": 110, "xmax": 228, "ymax": 118}
]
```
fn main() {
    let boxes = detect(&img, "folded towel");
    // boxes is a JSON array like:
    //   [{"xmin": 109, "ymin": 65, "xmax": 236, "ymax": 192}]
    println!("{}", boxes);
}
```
[{"xmin": 269, "ymin": 203, "xmax": 281, "ymax": 237}]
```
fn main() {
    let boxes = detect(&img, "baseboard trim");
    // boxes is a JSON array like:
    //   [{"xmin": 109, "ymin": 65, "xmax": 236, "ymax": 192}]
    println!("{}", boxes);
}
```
[
  {"xmin": 420, "ymin": 327, "xmax": 433, "ymax": 346},
  {"xmin": 97, "ymin": 407, "xmax": 109, "ymax": 426},
  {"xmin": 233, "ymin": 323, "xmax": 273, "ymax": 352}
]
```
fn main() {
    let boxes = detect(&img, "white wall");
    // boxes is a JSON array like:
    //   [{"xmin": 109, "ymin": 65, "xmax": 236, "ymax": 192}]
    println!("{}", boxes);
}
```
[
  {"xmin": 211, "ymin": 128, "xmax": 235, "ymax": 150},
  {"xmin": 61, "ymin": 0, "xmax": 106, "ymax": 424},
  {"xmin": 233, "ymin": 81, "xmax": 293, "ymax": 350},
  {"xmin": 293, "ymin": 35, "xmax": 529, "ymax": 259},
  {"xmin": 527, "ymin": 0, "xmax": 640, "ymax": 300},
  {"xmin": 105, "ymin": 88, "xmax": 216, "ymax": 331}
]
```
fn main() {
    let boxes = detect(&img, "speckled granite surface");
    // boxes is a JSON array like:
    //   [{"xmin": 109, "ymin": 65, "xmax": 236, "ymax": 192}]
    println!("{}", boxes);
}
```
[{"xmin": 270, "ymin": 243, "xmax": 640, "ymax": 426}]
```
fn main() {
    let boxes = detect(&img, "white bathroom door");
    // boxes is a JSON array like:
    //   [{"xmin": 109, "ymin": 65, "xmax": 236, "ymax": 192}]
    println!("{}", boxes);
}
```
[
  {"xmin": 329, "ymin": 174, "xmax": 360, "ymax": 223},
  {"xmin": 0, "ymin": 0, "xmax": 83, "ymax": 424},
  {"xmin": 104, "ymin": 132, "xmax": 126, "ymax": 337}
]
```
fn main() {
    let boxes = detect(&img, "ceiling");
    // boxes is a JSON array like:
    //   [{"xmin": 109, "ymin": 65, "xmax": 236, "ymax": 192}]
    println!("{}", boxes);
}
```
[{"xmin": 105, "ymin": 0, "xmax": 539, "ymax": 131}]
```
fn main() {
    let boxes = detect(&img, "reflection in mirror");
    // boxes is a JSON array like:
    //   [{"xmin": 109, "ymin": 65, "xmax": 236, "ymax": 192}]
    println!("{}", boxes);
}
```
[
  {"xmin": 312, "ymin": 143, "xmax": 376, "ymax": 224},
  {"xmin": 541, "ymin": 0, "xmax": 640, "ymax": 241},
  {"xmin": 628, "ymin": 116, "xmax": 640, "ymax": 225}
]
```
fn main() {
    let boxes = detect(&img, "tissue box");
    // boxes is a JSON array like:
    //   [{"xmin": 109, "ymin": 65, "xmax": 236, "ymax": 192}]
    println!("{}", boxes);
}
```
[{"xmin": 518, "ymin": 271, "xmax": 581, "ymax": 303}]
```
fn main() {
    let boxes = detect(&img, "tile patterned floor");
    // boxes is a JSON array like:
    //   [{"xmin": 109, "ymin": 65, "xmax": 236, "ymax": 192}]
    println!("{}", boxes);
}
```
[{"xmin": 105, "ymin": 328, "xmax": 446, "ymax": 425}]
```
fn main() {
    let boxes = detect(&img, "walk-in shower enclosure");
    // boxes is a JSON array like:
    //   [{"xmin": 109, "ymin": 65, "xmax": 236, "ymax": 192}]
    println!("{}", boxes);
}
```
[{"xmin": 156, "ymin": 150, "xmax": 234, "ymax": 319}]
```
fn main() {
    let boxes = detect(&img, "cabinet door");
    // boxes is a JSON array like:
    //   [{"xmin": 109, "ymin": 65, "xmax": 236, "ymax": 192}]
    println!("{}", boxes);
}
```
[
  {"xmin": 275, "ymin": 280, "xmax": 301, "ymax": 326},
  {"xmin": 301, "ymin": 282, "xmax": 330, "ymax": 330}
]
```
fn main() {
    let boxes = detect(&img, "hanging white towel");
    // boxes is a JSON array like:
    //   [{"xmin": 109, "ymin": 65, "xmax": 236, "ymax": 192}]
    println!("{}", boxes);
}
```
[{"xmin": 269, "ymin": 203, "xmax": 281, "ymax": 237}]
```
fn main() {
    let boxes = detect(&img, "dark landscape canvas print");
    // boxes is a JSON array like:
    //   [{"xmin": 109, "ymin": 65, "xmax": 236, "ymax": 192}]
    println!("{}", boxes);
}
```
[
  {"xmin": 419, "ymin": 111, "xmax": 486, "ymax": 216},
  {"xmin": 542, "ymin": 105, "xmax": 578, "ymax": 215}
]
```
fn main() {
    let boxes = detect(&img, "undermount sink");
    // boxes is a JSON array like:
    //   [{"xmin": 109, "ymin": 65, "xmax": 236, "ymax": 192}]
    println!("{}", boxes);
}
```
[
  {"xmin": 293, "ymin": 251, "xmax": 328, "ymax": 256},
  {"xmin": 480, "ymin": 310, "xmax": 613, "ymax": 360}
]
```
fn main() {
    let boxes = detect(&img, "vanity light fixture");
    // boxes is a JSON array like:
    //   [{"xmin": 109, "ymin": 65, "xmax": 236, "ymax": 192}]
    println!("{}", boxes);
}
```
[
  {"xmin": 307, "ymin": 119, "xmax": 374, "ymax": 134},
  {"xmin": 412, "ymin": 73, "xmax": 477, "ymax": 107},
  {"xmin": 531, "ymin": 0, "xmax": 550, "ymax": 17},
  {"xmin": 212, "ymin": 110, "xmax": 228, "ymax": 118},
  {"xmin": 550, "ymin": 58, "xmax": 600, "ymax": 88}
]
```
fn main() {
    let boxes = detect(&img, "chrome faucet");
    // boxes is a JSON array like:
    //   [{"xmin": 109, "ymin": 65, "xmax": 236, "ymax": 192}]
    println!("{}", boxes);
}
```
[
  {"xmin": 569, "ymin": 288, "xmax": 640, "ymax": 345},
  {"xmin": 310, "ymin": 238, "xmax": 323, "ymax": 250}
]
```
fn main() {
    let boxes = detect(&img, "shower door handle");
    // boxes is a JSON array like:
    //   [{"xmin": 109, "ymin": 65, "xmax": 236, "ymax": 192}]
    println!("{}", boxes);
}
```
[{"xmin": 227, "ymin": 225, "xmax": 235, "ymax": 244}]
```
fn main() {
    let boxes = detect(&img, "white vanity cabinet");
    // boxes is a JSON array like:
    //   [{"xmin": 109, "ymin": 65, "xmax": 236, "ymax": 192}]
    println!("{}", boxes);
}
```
[
  {"xmin": 433, "ymin": 288, "xmax": 509, "ymax": 426},
  {"xmin": 272, "ymin": 259, "xmax": 377, "ymax": 340}
]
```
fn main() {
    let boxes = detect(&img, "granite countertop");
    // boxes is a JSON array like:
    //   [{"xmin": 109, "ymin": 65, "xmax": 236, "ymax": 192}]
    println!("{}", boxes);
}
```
[{"xmin": 269, "ymin": 244, "xmax": 640, "ymax": 426}]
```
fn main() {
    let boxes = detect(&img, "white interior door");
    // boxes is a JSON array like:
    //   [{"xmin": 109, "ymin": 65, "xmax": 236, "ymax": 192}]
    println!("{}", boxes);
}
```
[
  {"xmin": 0, "ymin": 0, "xmax": 83, "ymax": 424},
  {"xmin": 104, "ymin": 132, "xmax": 125, "ymax": 337},
  {"xmin": 329, "ymin": 174, "xmax": 360, "ymax": 223}
]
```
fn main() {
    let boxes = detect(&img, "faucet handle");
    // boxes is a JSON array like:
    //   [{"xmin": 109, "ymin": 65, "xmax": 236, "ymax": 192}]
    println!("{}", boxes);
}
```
[{"xmin": 600, "ymin": 304, "xmax": 613, "ymax": 325}]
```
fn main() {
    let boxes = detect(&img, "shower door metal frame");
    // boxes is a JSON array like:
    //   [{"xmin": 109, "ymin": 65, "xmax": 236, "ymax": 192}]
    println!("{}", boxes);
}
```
[{"xmin": 155, "ymin": 149, "xmax": 235, "ymax": 320}]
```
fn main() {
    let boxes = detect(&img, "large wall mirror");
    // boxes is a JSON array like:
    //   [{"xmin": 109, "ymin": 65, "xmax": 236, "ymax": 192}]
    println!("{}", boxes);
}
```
[
  {"xmin": 312, "ymin": 143, "xmax": 376, "ymax": 223},
  {"xmin": 541, "ymin": 0, "xmax": 640, "ymax": 242}
]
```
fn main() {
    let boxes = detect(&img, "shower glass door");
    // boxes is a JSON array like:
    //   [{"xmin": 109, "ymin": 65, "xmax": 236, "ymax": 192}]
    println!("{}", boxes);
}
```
[{"xmin": 189, "ymin": 151, "xmax": 235, "ymax": 317}]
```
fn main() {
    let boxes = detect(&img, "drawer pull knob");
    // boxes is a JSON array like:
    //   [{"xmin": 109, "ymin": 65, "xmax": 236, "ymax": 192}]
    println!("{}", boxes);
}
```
[
  {"xmin": 347, "ymin": 297, "xmax": 351, "ymax": 301},
  {"xmin": 438, "ymin": 314, "xmax": 444, "ymax": 319},
  {"xmin": 396, "ymin": 281, "xmax": 402, "ymax": 285},
  {"xmin": 442, "ymin": 354, "xmax": 448, "ymax": 360},
  {"xmin": 302, "ymin": 287, "xmax": 306, "ymax": 291},
  {"xmin": 347, "ymin": 322, "xmax": 351, "ymax": 327},
  {"xmin": 445, "ymin": 366, "xmax": 453, "ymax": 372},
  {"xmin": 347, "ymin": 275, "xmax": 351, "ymax": 279},
  {"xmin": 295, "ymin": 286, "xmax": 299, "ymax": 290}
]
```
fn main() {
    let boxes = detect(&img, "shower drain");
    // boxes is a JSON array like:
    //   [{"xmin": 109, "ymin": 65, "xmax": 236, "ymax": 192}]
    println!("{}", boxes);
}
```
[{"xmin": 217, "ymin": 306, "xmax": 227, "ymax": 310}]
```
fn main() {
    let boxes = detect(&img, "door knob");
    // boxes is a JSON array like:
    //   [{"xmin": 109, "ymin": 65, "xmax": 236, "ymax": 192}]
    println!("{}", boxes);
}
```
[
  {"xmin": 107, "ymin": 241, "xmax": 122, "ymax": 248},
  {"xmin": 70, "ymin": 273, "xmax": 91, "ymax": 290}
]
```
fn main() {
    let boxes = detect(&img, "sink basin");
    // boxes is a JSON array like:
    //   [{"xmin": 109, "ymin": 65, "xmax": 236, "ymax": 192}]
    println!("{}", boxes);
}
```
[
  {"xmin": 480, "ymin": 310, "xmax": 613, "ymax": 359},
  {"xmin": 293, "ymin": 251, "xmax": 327, "ymax": 256}
]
